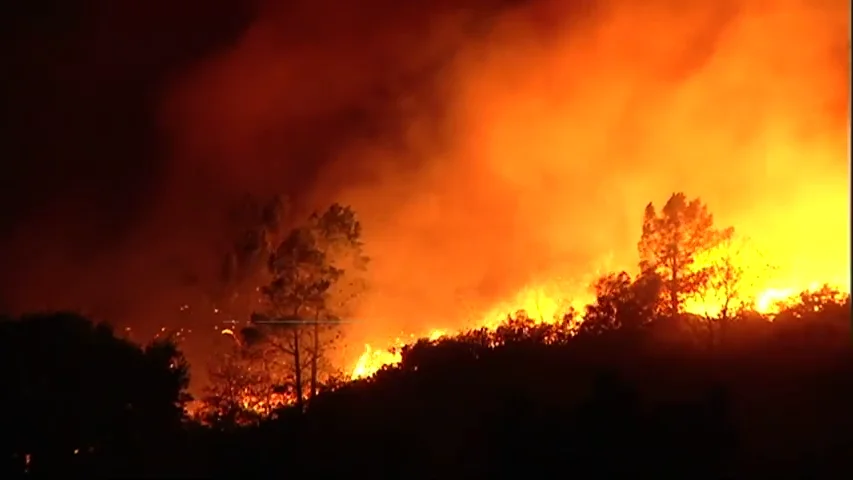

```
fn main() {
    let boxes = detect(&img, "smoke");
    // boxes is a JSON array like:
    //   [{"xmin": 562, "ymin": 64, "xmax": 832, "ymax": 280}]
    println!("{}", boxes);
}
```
[
  {"xmin": 3, "ymin": 0, "xmax": 847, "ymax": 368},
  {"xmin": 163, "ymin": 0, "xmax": 848, "ymax": 344}
]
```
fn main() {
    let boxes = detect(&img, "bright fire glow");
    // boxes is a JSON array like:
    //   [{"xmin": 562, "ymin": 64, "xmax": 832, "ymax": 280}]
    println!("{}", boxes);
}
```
[
  {"xmin": 350, "ymin": 278, "xmax": 849, "ymax": 380},
  {"xmin": 167, "ymin": 1, "xmax": 850, "ymax": 407}
]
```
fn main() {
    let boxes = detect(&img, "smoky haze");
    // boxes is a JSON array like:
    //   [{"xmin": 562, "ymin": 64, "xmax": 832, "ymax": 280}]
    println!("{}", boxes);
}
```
[
  {"xmin": 167, "ymin": 0, "xmax": 849, "ymax": 347},
  {"xmin": 2, "ymin": 0, "xmax": 849, "ymax": 366}
]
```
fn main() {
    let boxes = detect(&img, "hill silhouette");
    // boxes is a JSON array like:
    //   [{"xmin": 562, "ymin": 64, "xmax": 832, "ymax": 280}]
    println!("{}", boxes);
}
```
[{"xmin": 2, "ymin": 287, "xmax": 850, "ymax": 478}]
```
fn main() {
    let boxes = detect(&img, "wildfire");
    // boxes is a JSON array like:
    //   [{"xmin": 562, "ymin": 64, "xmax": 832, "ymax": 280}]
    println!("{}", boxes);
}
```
[
  {"xmin": 755, "ymin": 288, "xmax": 798, "ymax": 313},
  {"xmin": 349, "ymin": 284, "xmax": 587, "ymax": 380},
  {"xmin": 349, "ymin": 273, "xmax": 849, "ymax": 380},
  {"xmin": 151, "ymin": 0, "xmax": 850, "ymax": 416},
  {"xmin": 351, "ymin": 329, "xmax": 449, "ymax": 379}
]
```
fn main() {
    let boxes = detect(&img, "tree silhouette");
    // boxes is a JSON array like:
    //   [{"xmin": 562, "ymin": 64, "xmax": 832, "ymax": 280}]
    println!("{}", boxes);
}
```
[
  {"xmin": 0, "ymin": 312, "xmax": 190, "ymax": 475},
  {"xmin": 771, "ymin": 286, "xmax": 851, "ymax": 348},
  {"xmin": 581, "ymin": 270, "xmax": 663, "ymax": 335},
  {"xmin": 638, "ymin": 193, "xmax": 733, "ymax": 317},
  {"xmin": 305, "ymin": 204, "xmax": 369, "ymax": 395},
  {"xmin": 247, "ymin": 203, "xmax": 368, "ymax": 410},
  {"xmin": 774, "ymin": 285, "xmax": 850, "ymax": 320}
]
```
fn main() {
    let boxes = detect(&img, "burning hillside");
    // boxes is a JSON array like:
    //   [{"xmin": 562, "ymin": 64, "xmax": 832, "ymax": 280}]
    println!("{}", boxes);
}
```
[
  {"xmin": 157, "ymin": 0, "xmax": 848, "ymax": 397},
  {"xmin": 0, "ymin": 1, "xmax": 846, "ymax": 402}
]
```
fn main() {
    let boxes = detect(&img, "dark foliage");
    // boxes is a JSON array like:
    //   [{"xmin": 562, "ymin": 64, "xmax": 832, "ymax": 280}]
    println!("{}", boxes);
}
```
[
  {"xmin": 2, "ymin": 294, "xmax": 851, "ymax": 478},
  {"xmin": 0, "ymin": 312, "xmax": 191, "ymax": 476}
]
